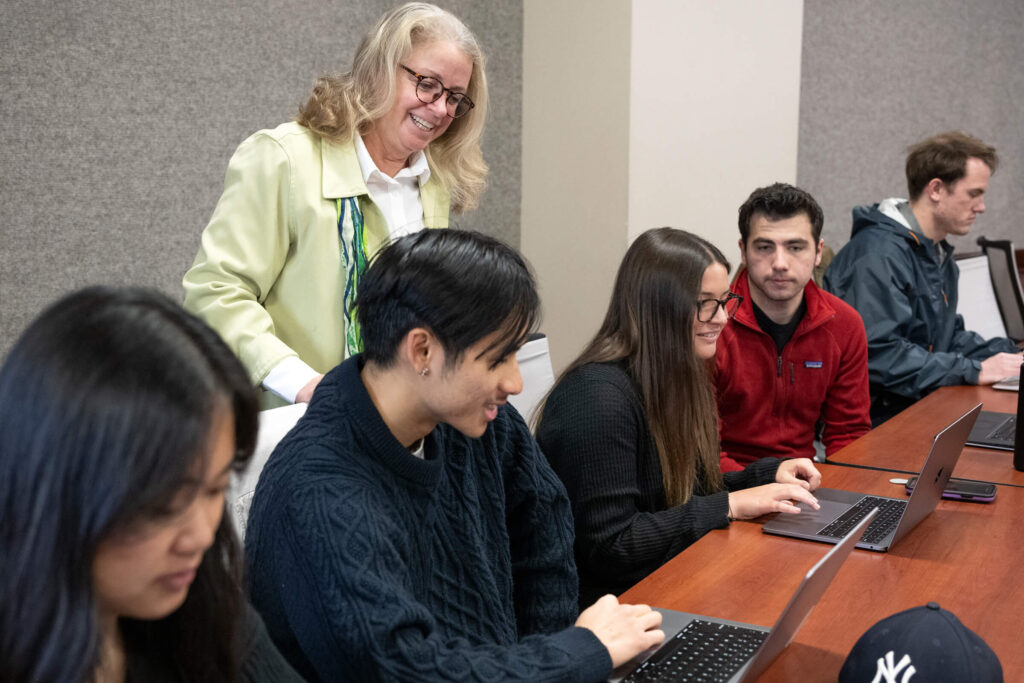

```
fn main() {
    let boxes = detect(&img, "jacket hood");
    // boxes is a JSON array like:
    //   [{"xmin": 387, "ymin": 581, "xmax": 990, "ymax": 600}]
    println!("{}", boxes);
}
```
[{"xmin": 850, "ymin": 199, "xmax": 919, "ymax": 242}]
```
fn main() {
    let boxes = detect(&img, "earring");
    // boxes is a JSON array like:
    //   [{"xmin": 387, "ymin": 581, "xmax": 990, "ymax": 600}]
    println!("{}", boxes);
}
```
[{"xmin": 420, "ymin": 367, "xmax": 430, "ymax": 377}]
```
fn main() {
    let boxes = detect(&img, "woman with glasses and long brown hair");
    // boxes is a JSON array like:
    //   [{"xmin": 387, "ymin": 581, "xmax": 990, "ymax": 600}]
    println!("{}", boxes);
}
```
[
  {"xmin": 536, "ymin": 228, "xmax": 823, "ymax": 607},
  {"xmin": 184, "ymin": 2, "xmax": 488, "ymax": 408}
]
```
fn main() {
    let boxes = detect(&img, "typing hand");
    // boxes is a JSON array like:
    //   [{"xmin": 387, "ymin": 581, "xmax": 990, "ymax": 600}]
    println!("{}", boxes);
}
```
[
  {"xmin": 978, "ymin": 352, "xmax": 1023, "ymax": 385},
  {"xmin": 576, "ymin": 595, "xmax": 665, "ymax": 668},
  {"xmin": 775, "ymin": 458, "xmax": 822, "ymax": 492}
]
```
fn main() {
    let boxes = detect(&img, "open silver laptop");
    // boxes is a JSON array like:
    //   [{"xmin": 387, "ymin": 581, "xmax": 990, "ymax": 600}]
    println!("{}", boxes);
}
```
[
  {"xmin": 609, "ymin": 510, "xmax": 877, "ymax": 683},
  {"xmin": 966, "ymin": 381, "xmax": 1021, "ymax": 451},
  {"xmin": 762, "ymin": 404, "xmax": 981, "ymax": 551}
]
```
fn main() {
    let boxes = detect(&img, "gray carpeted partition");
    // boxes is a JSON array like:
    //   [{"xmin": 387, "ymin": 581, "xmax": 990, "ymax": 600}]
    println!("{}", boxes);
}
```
[
  {"xmin": 798, "ymin": 0, "xmax": 1024, "ymax": 253},
  {"xmin": 0, "ymin": 0, "xmax": 522, "ymax": 356}
]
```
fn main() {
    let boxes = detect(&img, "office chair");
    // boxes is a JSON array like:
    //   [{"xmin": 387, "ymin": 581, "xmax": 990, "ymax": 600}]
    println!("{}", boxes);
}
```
[
  {"xmin": 955, "ymin": 254, "xmax": 1008, "ymax": 340},
  {"xmin": 508, "ymin": 332, "xmax": 555, "ymax": 426},
  {"xmin": 977, "ymin": 237, "xmax": 1024, "ymax": 342},
  {"xmin": 228, "ymin": 401, "xmax": 308, "ymax": 539}
]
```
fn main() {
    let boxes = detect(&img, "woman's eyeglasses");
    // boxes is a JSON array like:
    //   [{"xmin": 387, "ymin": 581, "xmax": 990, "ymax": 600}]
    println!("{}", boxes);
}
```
[
  {"xmin": 696, "ymin": 293, "xmax": 743, "ymax": 322},
  {"xmin": 400, "ymin": 65, "xmax": 475, "ymax": 119}
]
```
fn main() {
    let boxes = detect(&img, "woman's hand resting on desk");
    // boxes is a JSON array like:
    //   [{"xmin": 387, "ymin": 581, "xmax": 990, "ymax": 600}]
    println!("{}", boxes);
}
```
[
  {"xmin": 775, "ymin": 458, "xmax": 822, "ymax": 491},
  {"xmin": 727, "ymin": 482, "xmax": 820, "ymax": 520},
  {"xmin": 576, "ymin": 595, "xmax": 665, "ymax": 668}
]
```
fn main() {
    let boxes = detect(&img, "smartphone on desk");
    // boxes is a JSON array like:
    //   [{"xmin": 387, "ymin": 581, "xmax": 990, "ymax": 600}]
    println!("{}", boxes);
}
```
[{"xmin": 905, "ymin": 476, "xmax": 996, "ymax": 502}]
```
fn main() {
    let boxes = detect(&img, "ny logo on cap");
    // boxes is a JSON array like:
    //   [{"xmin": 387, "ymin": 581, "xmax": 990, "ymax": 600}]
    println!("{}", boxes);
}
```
[{"xmin": 873, "ymin": 651, "xmax": 916, "ymax": 683}]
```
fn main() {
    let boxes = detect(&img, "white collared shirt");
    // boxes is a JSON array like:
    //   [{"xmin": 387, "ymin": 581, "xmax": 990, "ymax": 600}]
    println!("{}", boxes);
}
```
[
  {"xmin": 263, "ymin": 137, "xmax": 431, "ymax": 403},
  {"xmin": 354, "ymin": 135, "xmax": 429, "ymax": 238}
]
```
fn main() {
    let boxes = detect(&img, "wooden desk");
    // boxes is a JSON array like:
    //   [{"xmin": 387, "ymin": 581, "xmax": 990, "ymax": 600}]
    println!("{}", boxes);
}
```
[
  {"xmin": 826, "ymin": 385, "xmax": 1023, "ymax": 486},
  {"xmin": 620, "ymin": 464, "xmax": 1024, "ymax": 681}
]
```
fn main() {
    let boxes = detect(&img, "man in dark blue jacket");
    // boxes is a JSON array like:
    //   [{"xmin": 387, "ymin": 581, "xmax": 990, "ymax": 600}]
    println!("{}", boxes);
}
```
[{"xmin": 825, "ymin": 132, "xmax": 1021, "ymax": 425}]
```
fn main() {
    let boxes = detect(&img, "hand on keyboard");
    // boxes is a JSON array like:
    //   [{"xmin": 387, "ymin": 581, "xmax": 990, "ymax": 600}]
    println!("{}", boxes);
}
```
[{"xmin": 576, "ymin": 595, "xmax": 666, "ymax": 667}]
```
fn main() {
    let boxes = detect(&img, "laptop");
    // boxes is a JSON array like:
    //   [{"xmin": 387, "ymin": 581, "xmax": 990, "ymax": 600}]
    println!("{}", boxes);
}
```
[
  {"xmin": 993, "ymin": 376, "xmax": 1019, "ymax": 392},
  {"xmin": 762, "ymin": 404, "xmax": 981, "ymax": 552},
  {"xmin": 609, "ymin": 509, "xmax": 878, "ymax": 683},
  {"xmin": 966, "ymin": 380, "xmax": 1022, "ymax": 451}
]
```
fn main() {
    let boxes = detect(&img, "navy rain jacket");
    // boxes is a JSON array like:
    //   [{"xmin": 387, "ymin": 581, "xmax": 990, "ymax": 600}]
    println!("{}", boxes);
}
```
[{"xmin": 823, "ymin": 202, "xmax": 1016, "ymax": 419}]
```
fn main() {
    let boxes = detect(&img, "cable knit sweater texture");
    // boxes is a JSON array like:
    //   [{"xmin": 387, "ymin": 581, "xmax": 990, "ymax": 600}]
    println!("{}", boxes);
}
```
[
  {"xmin": 536, "ymin": 361, "xmax": 781, "ymax": 606},
  {"xmin": 245, "ymin": 355, "xmax": 611, "ymax": 682}
]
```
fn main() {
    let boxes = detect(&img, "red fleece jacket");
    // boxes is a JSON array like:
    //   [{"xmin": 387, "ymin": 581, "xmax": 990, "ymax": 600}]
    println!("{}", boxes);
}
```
[{"xmin": 715, "ymin": 271, "xmax": 871, "ymax": 471}]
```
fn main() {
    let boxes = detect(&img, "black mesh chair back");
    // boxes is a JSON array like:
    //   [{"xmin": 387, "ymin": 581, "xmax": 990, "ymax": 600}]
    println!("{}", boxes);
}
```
[{"xmin": 978, "ymin": 237, "xmax": 1024, "ymax": 342}]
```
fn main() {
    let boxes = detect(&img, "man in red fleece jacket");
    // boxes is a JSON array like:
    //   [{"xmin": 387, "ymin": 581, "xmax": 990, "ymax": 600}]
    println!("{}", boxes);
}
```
[{"xmin": 715, "ymin": 183, "xmax": 871, "ymax": 472}]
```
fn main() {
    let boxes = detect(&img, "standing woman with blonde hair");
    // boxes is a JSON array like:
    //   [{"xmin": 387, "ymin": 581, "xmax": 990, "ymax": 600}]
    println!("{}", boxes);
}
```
[
  {"xmin": 184, "ymin": 2, "xmax": 488, "ymax": 408},
  {"xmin": 536, "ymin": 228, "xmax": 822, "ymax": 606}
]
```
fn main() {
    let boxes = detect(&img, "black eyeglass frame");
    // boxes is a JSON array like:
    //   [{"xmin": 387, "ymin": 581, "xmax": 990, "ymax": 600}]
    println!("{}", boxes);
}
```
[
  {"xmin": 399, "ymin": 64, "xmax": 475, "ymax": 119},
  {"xmin": 696, "ymin": 292, "xmax": 743, "ymax": 322}
]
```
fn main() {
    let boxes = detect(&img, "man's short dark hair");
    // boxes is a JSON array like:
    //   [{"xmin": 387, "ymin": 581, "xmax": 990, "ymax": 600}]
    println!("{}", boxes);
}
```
[
  {"xmin": 357, "ymin": 229, "xmax": 540, "ymax": 369},
  {"xmin": 738, "ymin": 182, "xmax": 824, "ymax": 245},
  {"xmin": 905, "ymin": 131, "xmax": 998, "ymax": 201}
]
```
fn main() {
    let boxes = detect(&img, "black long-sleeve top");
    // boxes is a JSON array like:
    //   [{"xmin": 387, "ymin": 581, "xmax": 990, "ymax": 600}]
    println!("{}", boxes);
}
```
[{"xmin": 536, "ymin": 361, "xmax": 780, "ymax": 606}]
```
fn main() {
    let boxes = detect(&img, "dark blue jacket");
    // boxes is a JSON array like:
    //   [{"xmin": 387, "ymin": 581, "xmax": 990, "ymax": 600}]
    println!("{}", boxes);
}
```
[{"xmin": 824, "ymin": 201, "xmax": 1016, "ymax": 421}]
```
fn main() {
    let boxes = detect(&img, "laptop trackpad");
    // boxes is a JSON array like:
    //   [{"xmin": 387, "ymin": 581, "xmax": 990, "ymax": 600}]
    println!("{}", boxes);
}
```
[{"xmin": 764, "ymin": 498, "xmax": 851, "ymax": 534}]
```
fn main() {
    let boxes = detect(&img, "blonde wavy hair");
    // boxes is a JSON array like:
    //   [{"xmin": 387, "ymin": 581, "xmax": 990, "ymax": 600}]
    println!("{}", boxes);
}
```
[{"xmin": 297, "ymin": 2, "xmax": 488, "ymax": 212}]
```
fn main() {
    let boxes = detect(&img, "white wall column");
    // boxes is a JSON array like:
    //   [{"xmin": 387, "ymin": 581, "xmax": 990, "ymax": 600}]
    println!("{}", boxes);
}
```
[
  {"xmin": 628, "ymin": 1, "xmax": 804, "ymax": 268},
  {"xmin": 522, "ymin": 1, "xmax": 804, "ymax": 372},
  {"xmin": 522, "ymin": 0, "xmax": 632, "ymax": 372}
]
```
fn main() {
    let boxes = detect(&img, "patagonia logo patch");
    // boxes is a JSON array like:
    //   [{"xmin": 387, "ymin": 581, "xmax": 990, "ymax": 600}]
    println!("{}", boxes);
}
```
[{"xmin": 804, "ymin": 361, "xmax": 823, "ymax": 368}]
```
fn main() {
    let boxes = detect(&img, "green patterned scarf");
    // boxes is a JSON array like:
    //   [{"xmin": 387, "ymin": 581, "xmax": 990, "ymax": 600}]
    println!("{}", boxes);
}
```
[{"xmin": 337, "ymin": 197, "xmax": 367, "ymax": 356}]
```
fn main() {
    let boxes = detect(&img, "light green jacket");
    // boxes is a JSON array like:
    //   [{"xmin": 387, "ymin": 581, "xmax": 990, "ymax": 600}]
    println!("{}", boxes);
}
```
[{"xmin": 183, "ymin": 122, "xmax": 450, "ymax": 406}]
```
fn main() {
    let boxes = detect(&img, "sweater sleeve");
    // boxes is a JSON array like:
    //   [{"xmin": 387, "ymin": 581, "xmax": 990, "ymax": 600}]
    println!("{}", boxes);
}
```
[
  {"xmin": 258, "ymin": 460, "xmax": 610, "ymax": 683},
  {"xmin": 536, "ymin": 368, "xmax": 732, "ymax": 598},
  {"xmin": 722, "ymin": 457, "xmax": 780, "ymax": 490}
]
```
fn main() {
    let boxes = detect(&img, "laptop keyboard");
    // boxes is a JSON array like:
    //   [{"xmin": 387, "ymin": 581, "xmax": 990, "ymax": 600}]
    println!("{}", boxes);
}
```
[
  {"xmin": 988, "ymin": 416, "xmax": 1016, "ymax": 441},
  {"xmin": 623, "ymin": 618, "xmax": 767, "ymax": 682},
  {"xmin": 818, "ymin": 496, "xmax": 906, "ymax": 545}
]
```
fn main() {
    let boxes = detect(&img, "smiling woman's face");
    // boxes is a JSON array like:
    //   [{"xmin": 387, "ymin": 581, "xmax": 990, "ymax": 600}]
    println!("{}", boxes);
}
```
[
  {"xmin": 91, "ymin": 410, "xmax": 235, "ymax": 622},
  {"xmin": 693, "ymin": 262, "xmax": 731, "ymax": 360},
  {"xmin": 361, "ymin": 40, "xmax": 473, "ymax": 174}
]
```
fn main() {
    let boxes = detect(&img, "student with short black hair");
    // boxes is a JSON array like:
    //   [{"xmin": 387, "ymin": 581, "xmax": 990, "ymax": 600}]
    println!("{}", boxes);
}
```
[
  {"xmin": 536, "ymin": 228, "xmax": 822, "ymax": 606},
  {"xmin": 0, "ymin": 287, "xmax": 301, "ymax": 683},
  {"xmin": 245, "ymin": 229, "xmax": 664, "ymax": 681}
]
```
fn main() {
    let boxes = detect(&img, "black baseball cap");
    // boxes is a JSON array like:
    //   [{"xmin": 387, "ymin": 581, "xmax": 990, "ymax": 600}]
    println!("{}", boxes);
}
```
[{"xmin": 839, "ymin": 602, "xmax": 1002, "ymax": 682}]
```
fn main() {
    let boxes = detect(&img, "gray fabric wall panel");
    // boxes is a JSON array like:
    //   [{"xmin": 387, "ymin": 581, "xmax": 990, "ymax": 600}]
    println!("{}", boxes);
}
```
[
  {"xmin": 1, "ymin": 0, "xmax": 522, "ymax": 356},
  {"xmin": 798, "ymin": 0, "xmax": 1024, "ymax": 253}
]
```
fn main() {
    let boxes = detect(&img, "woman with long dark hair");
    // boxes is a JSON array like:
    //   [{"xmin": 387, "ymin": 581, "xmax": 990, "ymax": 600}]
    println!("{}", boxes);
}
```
[
  {"xmin": 0, "ymin": 287, "xmax": 301, "ymax": 682},
  {"xmin": 536, "ymin": 228, "xmax": 822, "ymax": 606}
]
